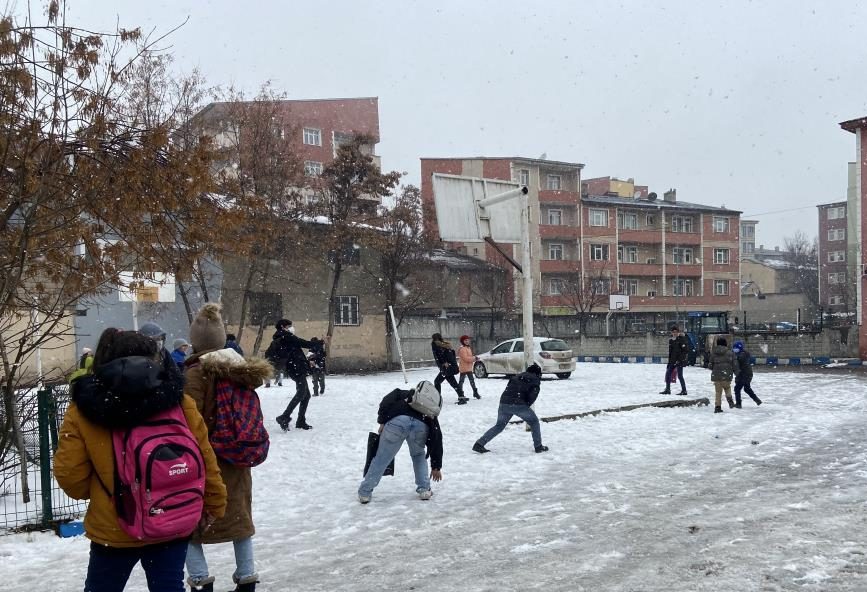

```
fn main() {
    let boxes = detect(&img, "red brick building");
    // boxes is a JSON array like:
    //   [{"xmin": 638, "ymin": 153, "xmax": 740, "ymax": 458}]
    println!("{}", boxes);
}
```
[
  {"xmin": 838, "ymin": 117, "xmax": 867, "ymax": 359},
  {"xmin": 816, "ymin": 201, "xmax": 853, "ymax": 316},
  {"xmin": 421, "ymin": 157, "xmax": 741, "ymax": 315}
]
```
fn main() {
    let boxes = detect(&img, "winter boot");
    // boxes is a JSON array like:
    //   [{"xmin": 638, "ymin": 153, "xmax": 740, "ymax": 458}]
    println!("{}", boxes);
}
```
[
  {"xmin": 535, "ymin": 445, "xmax": 550, "ymax": 453},
  {"xmin": 276, "ymin": 415, "xmax": 290, "ymax": 431},
  {"xmin": 188, "ymin": 576, "xmax": 215, "ymax": 592},
  {"xmin": 726, "ymin": 396, "xmax": 735, "ymax": 409},
  {"xmin": 472, "ymin": 442, "xmax": 490, "ymax": 454},
  {"xmin": 659, "ymin": 387, "xmax": 671, "ymax": 394},
  {"xmin": 714, "ymin": 406, "xmax": 723, "ymax": 413},
  {"xmin": 230, "ymin": 574, "xmax": 259, "ymax": 592},
  {"xmin": 754, "ymin": 397, "xmax": 763, "ymax": 406},
  {"xmin": 735, "ymin": 402, "xmax": 742, "ymax": 409},
  {"xmin": 457, "ymin": 397, "xmax": 469, "ymax": 405},
  {"xmin": 675, "ymin": 390, "xmax": 687, "ymax": 396},
  {"xmin": 295, "ymin": 421, "xmax": 313, "ymax": 430},
  {"xmin": 473, "ymin": 391, "xmax": 481, "ymax": 399},
  {"xmin": 418, "ymin": 489, "xmax": 433, "ymax": 500}
]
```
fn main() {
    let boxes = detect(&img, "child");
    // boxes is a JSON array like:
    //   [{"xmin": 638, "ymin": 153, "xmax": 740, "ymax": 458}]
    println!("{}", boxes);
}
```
[
  {"xmin": 308, "ymin": 337, "xmax": 327, "ymax": 396},
  {"xmin": 473, "ymin": 363, "xmax": 548, "ymax": 453},
  {"xmin": 457, "ymin": 335, "xmax": 481, "ymax": 399},
  {"xmin": 54, "ymin": 328, "xmax": 227, "ymax": 592},
  {"xmin": 708, "ymin": 337, "xmax": 739, "ymax": 413},
  {"xmin": 733, "ymin": 341, "xmax": 762, "ymax": 408}
]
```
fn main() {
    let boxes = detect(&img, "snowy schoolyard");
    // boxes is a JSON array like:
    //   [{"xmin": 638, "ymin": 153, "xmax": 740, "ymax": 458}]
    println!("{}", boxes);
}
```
[{"xmin": 2, "ymin": 362, "xmax": 867, "ymax": 591}]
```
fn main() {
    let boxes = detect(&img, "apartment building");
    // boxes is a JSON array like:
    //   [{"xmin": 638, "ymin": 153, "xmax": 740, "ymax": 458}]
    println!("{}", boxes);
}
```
[
  {"xmin": 838, "ymin": 117, "xmax": 867, "ymax": 358},
  {"xmin": 817, "ymin": 201, "xmax": 851, "ymax": 313},
  {"xmin": 740, "ymin": 220, "xmax": 758, "ymax": 256},
  {"xmin": 421, "ymin": 157, "xmax": 741, "ymax": 315}
]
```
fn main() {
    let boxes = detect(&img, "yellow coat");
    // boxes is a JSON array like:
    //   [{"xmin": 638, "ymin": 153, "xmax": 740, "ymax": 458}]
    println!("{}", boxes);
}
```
[{"xmin": 54, "ymin": 395, "xmax": 227, "ymax": 548}]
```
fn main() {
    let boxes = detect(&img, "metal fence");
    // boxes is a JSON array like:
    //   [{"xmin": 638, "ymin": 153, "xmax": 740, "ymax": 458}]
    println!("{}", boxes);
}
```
[{"xmin": 1, "ymin": 384, "xmax": 86, "ymax": 534}]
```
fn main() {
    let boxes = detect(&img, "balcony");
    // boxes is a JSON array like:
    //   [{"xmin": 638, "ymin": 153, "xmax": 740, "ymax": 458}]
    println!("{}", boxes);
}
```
[
  {"xmin": 540, "ymin": 259, "xmax": 579, "ymax": 274},
  {"xmin": 538, "ymin": 190, "xmax": 579, "ymax": 206},
  {"xmin": 667, "ymin": 263, "xmax": 702, "ymax": 277},
  {"xmin": 539, "ymin": 224, "xmax": 580, "ymax": 240},
  {"xmin": 618, "ymin": 262, "xmax": 664, "ymax": 277},
  {"xmin": 618, "ymin": 228, "xmax": 663, "ymax": 243},
  {"xmin": 665, "ymin": 231, "xmax": 702, "ymax": 246}
]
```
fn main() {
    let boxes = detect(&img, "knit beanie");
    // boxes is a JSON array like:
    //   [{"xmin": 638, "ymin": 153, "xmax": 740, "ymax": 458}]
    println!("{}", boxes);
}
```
[{"xmin": 190, "ymin": 303, "xmax": 226, "ymax": 354}]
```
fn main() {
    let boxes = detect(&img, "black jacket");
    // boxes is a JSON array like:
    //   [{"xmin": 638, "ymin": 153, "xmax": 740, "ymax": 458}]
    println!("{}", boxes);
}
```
[
  {"xmin": 499, "ymin": 372, "xmax": 541, "ymax": 407},
  {"xmin": 308, "ymin": 341, "xmax": 327, "ymax": 372},
  {"xmin": 376, "ymin": 389, "xmax": 443, "ymax": 470},
  {"xmin": 270, "ymin": 330, "xmax": 315, "ymax": 380},
  {"xmin": 431, "ymin": 340, "xmax": 459, "ymax": 376},
  {"xmin": 667, "ymin": 335, "xmax": 689, "ymax": 366},
  {"xmin": 735, "ymin": 350, "xmax": 753, "ymax": 380},
  {"xmin": 71, "ymin": 354, "xmax": 184, "ymax": 429}
]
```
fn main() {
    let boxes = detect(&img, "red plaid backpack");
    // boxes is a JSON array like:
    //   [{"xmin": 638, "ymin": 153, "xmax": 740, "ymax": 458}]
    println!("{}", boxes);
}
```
[{"xmin": 209, "ymin": 378, "xmax": 270, "ymax": 467}]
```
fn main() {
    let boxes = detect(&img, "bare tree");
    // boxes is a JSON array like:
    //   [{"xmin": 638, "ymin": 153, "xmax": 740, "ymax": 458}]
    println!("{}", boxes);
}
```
[
  {"xmin": 470, "ymin": 270, "xmax": 513, "ymax": 341},
  {"xmin": 560, "ymin": 262, "xmax": 614, "ymax": 335},
  {"xmin": 782, "ymin": 230, "xmax": 819, "ymax": 312}
]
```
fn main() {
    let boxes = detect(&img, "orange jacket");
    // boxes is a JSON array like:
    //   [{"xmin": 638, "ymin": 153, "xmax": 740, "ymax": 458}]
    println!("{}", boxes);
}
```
[
  {"xmin": 458, "ymin": 345, "xmax": 476, "ymax": 374},
  {"xmin": 54, "ymin": 395, "xmax": 227, "ymax": 548}
]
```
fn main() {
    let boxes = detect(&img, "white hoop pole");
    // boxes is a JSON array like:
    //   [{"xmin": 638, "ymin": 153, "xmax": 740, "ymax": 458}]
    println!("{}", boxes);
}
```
[{"xmin": 389, "ymin": 305, "xmax": 408, "ymax": 383}]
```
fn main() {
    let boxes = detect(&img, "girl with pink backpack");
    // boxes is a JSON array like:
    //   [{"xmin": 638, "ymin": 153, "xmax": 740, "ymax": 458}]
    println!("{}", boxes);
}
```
[{"xmin": 54, "ymin": 328, "xmax": 227, "ymax": 592}]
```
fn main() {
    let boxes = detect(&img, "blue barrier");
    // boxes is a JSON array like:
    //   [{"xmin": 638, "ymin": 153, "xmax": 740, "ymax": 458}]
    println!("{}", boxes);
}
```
[{"xmin": 574, "ymin": 356, "xmax": 863, "ymax": 366}]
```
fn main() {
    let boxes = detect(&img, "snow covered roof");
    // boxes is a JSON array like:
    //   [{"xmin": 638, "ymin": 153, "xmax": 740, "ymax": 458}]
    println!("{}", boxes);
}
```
[{"xmin": 583, "ymin": 194, "xmax": 741, "ymax": 214}]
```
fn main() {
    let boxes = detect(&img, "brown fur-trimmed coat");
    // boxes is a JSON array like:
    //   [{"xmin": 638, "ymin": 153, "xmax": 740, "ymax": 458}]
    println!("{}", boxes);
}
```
[{"xmin": 184, "ymin": 347, "xmax": 272, "ymax": 544}]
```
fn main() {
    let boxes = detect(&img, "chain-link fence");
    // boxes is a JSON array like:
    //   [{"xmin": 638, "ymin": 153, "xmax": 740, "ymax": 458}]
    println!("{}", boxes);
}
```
[{"xmin": 1, "ymin": 384, "xmax": 87, "ymax": 534}]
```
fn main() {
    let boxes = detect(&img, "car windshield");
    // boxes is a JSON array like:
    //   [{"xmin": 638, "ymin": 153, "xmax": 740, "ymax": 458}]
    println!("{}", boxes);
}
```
[{"xmin": 541, "ymin": 339, "xmax": 569, "ymax": 352}]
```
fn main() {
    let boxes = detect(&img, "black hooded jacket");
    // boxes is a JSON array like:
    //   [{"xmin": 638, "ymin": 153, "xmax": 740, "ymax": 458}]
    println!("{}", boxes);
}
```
[
  {"xmin": 71, "ymin": 354, "xmax": 184, "ymax": 429},
  {"xmin": 499, "ymin": 371, "xmax": 541, "ymax": 407},
  {"xmin": 268, "ymin": 329, "xmax": 315, "ymax": 380},
  {"xmin": 376, "ymin": 388, "xmax": 443, "ymax": 470}
]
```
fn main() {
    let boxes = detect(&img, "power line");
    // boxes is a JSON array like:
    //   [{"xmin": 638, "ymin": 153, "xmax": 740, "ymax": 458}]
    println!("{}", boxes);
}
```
[{"xmin": 742, "ymin": 205, "xmax": 817, "ymax": 217}]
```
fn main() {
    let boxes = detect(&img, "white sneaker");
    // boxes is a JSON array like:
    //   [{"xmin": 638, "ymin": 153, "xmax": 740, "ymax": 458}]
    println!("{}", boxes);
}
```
[
  {"xmin": 418, "ymin": 489, "xmax": 433, "ymax": 501},
  {"xmin": 358, "ymin": 495, "xmax": 371, "ymax": 504}
]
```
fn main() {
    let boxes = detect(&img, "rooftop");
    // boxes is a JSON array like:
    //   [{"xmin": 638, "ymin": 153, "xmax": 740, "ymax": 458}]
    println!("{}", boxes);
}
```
[
  {"xmin": 583, "ymin": 194, "xmax": 742, "ymax": 214},
  {"xmin": 840, "ymin": 116, "xmax": 867, "ymax": 133},
  {"xmin": 421, "ymin": 156, "xmax": 585, "ymax": 170}
]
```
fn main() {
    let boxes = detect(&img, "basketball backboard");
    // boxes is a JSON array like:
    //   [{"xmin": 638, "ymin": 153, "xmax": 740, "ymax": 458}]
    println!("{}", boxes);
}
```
[
  {"xmin": 609, "ymin": 294, "xmax": 630, "ymax": 311},
  {"xmin": 118, "ymin": 272, "xmax": 176, "ymax": 303},
  {"xmin": 431, "ymin": 173, "xmax": 523, "ymax": 243}
]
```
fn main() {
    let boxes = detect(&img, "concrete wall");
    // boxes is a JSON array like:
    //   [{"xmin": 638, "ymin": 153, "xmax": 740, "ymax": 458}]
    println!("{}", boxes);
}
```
[{"xmin": 3, "ymin": 310, "xmax": 76, "ymax": 384}]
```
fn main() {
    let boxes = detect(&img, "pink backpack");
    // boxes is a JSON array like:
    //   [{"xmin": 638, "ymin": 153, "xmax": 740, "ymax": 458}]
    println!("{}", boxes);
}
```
[{"xmin": 111, "ymin": 404, "xmax": 206, "ymax": 542}]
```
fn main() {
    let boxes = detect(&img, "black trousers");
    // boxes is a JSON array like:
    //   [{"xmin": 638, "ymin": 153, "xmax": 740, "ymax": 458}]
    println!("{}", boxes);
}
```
[
  {"xmin": 664, "ymin": 363, "xmax": 687, "ymax": 392},
  {"xmin": 458, "ymin": 371, "xmax": 478, "ymax": 395},
  {"xmin": 280, "ymin": 376, "xmax": 311, "ymax": 425},
  {"xmin": 311, "ymin": 370, "xmax": 325, "ymax": 395},
  {"xmin": 434, "ymin": 371, "xmax": 463, "ymax": 397},
  {"xmin": 734, "ymin": 376, "xmax": 760, "ymax": 405}
]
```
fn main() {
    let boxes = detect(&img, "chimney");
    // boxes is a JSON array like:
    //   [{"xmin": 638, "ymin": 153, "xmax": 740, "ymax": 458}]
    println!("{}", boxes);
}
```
[
  {"xmin": 774, "ymin": 246, "xmax": 779, "ymax": 252},
  {"xmin": 759, "ymin": 244, "xmax": 764, "ymax": 250},
  {"xmin": 663, "ymin": 188, "xmax": 676, "ymax": 203}
]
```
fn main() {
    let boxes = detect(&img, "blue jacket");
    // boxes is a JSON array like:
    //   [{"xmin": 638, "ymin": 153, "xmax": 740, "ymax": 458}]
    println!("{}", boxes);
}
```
[{"xmin": 170, "ymin": 348, "xmax": 187, "ymax": 370}]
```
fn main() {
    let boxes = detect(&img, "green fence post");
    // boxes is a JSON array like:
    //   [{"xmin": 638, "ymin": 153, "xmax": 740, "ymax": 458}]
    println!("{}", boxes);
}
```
[
  {"xmin": 47, "ymin": 386, "xmax": 59, "ymax": 452},
  {"xmin": 37, "ymin": 388, "xmax": 54, "ymax": 526}
]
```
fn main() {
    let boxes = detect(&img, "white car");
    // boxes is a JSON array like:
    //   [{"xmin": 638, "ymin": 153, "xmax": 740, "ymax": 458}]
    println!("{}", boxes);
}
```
[{"xmin": 473, "ymin": 337, "xmax": 575, "ymax": 380}]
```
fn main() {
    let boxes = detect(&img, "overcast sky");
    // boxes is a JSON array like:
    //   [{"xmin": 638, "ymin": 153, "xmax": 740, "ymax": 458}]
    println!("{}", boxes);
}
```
[{"xmin": 44, "ymin": 1, "xmax": 867, "ymax": 247}]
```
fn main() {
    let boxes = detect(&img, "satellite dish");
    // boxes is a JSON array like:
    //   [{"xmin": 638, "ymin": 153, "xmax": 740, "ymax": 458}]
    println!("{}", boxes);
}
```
[
  {"xmin": 633, "ymin": 191, "xmax": 641, "ymax": 199},
  {"xmin": 647, "ymin": 192, "xmax": 657, "ymax": 201}
]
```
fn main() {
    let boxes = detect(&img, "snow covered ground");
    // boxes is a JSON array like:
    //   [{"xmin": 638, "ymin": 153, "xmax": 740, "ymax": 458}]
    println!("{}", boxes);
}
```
[{"xmin": 2, "ymin": 363, "xmax": 867, "ymax": 591}]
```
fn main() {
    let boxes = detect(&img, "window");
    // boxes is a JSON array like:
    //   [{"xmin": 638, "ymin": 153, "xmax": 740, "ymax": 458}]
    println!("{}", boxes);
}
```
[
  {"xmin": 829, "ymin": 272, "xmax": 846, "ymax": 285},
  {"xmin": 828, "ymin": 228, "xmax": 846, "ymax": 241},
  {"xmin": 646, "ymin": 290, "xmax": 657, "ymax": 297},
  {"xmin": 618, "ymin": 278, "xmax": 638, "ymax": 295},
  {"xmin": 713, "ymin": 248, "xmax": 730, "ymax": 265},
  {"xmin": 547, "ymin": 209, "xmax": 563, "ymax": 225},
  {"xmin": 591, "ymin": 278, "xmax": 610, "ymax": 294},
  {"xmin": 589, "ymin": 209, "xmax": 608, "ymax": 227},
  {"xmin": 491, "ymin": 342, "xmax": 512, "ymax": 354},
  {"xmin": 617, "ymin": 245, "xmax": 638, "ymax": 263},
  {"xmin": 303, "ymin": 127, "xmax": 322, "ymax": 146},
  {"xmin": 672, "ymin": 247, "xmax": 693, "ymax": 264},
  {"xmin": 827, "ymin": 206, "xmax": 846, "ymax": 220},
  {"xmin": 304, "ymin": 160, "xmax": 323, "ymax": 176},
  {"xmin": 334, "ymin": 296, "xmax": 360, "ymax": 326},
  {"xmin": 713, "ymin": 280, "xmax": 729, "ymax": 296},
  {"xmin": 249, "ymin": 292, "xmax": 283, "ymax": 326},
  {"xmin": 672, "ymin": 279, "xmax": 694, "ymax": 296},
  {"xmin": 590, "ymin": 244, "xmax": 609, "ymax": 260},
  {"xmin": 670, "ymin": 215, "xmax": 693, "ymax": 233},
  {"xmin": 546, "ymin": 175, "xmax": 561, "ymax": 190},
  {"xmin": 548, "ymin": 243, "xmax": 564, "ymax": 260},
  {"xmin": 646, "ymin": 214, "xmax": 656, "ymax": 227},
  {"xmin": 618, "ymin": 212, "xmax": 638, "ymax": 230},
  {"xmin": 548, "ymin": 278, "xmax": 564, "ymax": 295},
  {"xmin": 328, "ymin": 244, "xmax": 361, "ymax": 266},
  {"xmin": 828, "ymin": 250, "xmax": 846, "ymax": 263},
  {"xmin": 829, "ymin": 295, "xmax": 844, "ymax": 306},
  {"xmin": 713, "ymin": 216, "xmax": 730, "ymax": 233},
  {"xmin": 742, "ymin": 242, "xmax": 754, "ymax": 254},
  {"xmin": 518, "ymin": 169, "xmax": 530, "ymax": 186}
]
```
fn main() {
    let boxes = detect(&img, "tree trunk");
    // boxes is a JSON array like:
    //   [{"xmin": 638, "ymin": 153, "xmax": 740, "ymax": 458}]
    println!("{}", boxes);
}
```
[
  {"xmin": 252, "ymin": 320, "xmax": 267, "ymax": 356},
  {"xmin": 178, "ymin": 283, "xmax": 194, "ymax": 324},
  {"xmin": 236, "ymin": 259, "xmax": 260, "ymax": 344},
  {"xmin": 325, "ymin": 260, "xmax": 343, "ymax": 357},
  {"xmin": 195, "ymin": 259, "xmax": 210, "ymax": 302}
]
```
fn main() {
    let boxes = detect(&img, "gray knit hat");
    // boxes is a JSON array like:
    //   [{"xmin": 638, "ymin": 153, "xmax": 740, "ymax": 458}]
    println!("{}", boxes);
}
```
[{"xmin": 189, "ymin": 303, "xmax": 226, "ymax": 354}]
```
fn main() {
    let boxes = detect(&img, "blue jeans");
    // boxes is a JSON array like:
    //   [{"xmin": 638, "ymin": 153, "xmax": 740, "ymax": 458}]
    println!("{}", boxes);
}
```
[
  {"xmin": 478, "ymin": 403, "xmax": 542, "ymax": 449},
  {"xmin": 358, "ymin": 415, "xmax": 430, "ymax": 497},
  {"xmin": 665, "ymin": 363, "xmax": 686, "ymax": 392},
  {"xmin": 186, "ymin": 538, "xmax": 255, "ymax": 584},
  {"xmin": 83, "ymin": 539, "xmax": 188, "ymax": 592}
]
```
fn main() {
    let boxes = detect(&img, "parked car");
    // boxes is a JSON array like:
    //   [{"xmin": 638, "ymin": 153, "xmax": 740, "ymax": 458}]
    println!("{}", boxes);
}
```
[{"xmin": 473, "ymin": 337, "xmax": 575, "ymax": 379}]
